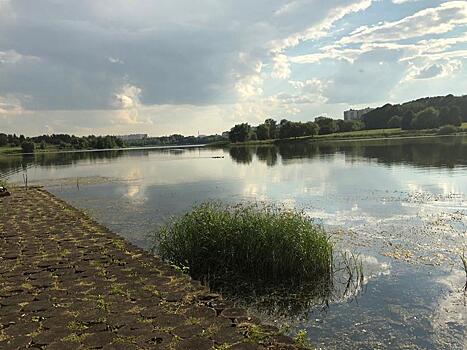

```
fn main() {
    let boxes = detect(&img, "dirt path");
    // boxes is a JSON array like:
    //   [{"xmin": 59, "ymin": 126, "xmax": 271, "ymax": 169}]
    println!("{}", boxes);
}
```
[{"xmin": 0, "ymin": 187, "xmax": 301, "ymax": 350}]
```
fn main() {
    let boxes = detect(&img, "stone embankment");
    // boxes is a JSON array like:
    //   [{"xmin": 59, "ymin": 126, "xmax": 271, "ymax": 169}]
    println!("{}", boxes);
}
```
[{"xmin": 0, "ymin": 188, "xmax": 304, "ymax": 350}]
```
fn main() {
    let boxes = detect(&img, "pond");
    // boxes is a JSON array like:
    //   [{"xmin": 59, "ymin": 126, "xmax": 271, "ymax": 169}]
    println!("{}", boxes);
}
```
[{"xmin": 1, "ymin": 135, "xmax": 466, "ymax": 349}]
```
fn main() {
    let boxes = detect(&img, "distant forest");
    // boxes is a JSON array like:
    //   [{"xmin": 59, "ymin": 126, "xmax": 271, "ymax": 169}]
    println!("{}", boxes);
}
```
[
  {"xmin": 0, "ymin": 133, "xmax": 226, "ymax": 153},
  {"xmin": 362, "ymin": 94, "xmax": 467, "ymax": 130},
  {"xmin": 227, "ymin": 94, "xmax": 467, "ymax": 143},
  {"xmin": 0, "ymin": 134, "xmax": 125, "ymax": 153},
  {"xmin": 126, "ymin": 134, "xmax": 225, "ymax": 147}
]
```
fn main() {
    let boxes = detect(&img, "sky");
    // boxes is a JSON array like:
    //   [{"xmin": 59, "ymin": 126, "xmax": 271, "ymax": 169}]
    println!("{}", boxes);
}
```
[{"xmin": 0, "ymin": 0, "xmax": 466, "ymax": 137}]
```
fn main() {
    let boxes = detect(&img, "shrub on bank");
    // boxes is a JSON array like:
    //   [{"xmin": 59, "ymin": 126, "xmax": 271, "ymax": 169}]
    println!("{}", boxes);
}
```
[
  {"xmin": 21, "ymin": 141, "xmax": 35, "ymax": 153},
  {"xmin": 155, "ymin": 202, "xmax": 333, "ymax": 285},
  {"xmin": 437, "ymin": 125, "xmax": 458, "ymax": 135}
]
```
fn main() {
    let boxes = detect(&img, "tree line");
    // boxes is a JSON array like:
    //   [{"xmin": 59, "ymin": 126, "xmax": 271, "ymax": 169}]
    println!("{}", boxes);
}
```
[
  {"xmin": 126, "ymin": 134, "xmax": 225, "ymax": 147},
  {"xmin": 0, "ymin": 133, "xmax": 124, "ymax": 153},
  {"xmin": 228, "ymin": 94, "xmax": 466, "ymax": 143},
  {"xmin": 228, "ymin": 117, "xmax": 365, "ymax": 143},
  {"xmin": 362, "ymin": 94, "xmax": 466, "ymax": 130},
  {"xmin": 0, "ymin": 132, "xmax": 225, "ymax": 153}
]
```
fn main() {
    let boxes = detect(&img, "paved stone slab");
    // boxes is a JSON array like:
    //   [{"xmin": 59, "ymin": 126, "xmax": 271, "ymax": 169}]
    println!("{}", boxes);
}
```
[{"xmin": 0, "ymin": 188, "xmax": 304, "ymax": 349}]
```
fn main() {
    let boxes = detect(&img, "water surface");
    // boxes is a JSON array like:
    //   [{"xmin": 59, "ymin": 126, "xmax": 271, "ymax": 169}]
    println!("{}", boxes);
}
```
[{"xmin": 1, "ymin": 136, "xmax": 466, "ymax": 349}]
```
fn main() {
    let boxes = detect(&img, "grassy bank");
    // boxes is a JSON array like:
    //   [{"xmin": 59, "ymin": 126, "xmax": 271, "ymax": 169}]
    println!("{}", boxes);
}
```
[
  {"xmin": 0, "ymin": 143, "xmax": 209, "ymax": 155},
  {"xmin": 154, "ymin": 202, "xmax": 333, "ymax": 287},
  {"xmin": 0, "ymin": 146, "xmax": 22, "ymax": 155},
  {"xmin": 229, "ymin": 126, "xmax": 467, "ymax": 146},
  {"xmin": 0, "ymin": 145, "xmax": 62, "ymax": 155}
]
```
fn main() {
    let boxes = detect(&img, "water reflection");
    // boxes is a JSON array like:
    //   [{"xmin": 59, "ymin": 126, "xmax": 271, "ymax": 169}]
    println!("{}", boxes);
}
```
[
  {"xmin": 1, "ymin": 136, "xmax": 465, "ymax": 179},
  {"xmin": 0, "ymin": 136, "xmax": 465, "ymax": 349},
  {"xmin": 213, "ymin": 251, "xmax": 368, "ymax": 319},
  {"xmin": 228, "ymin": 136, "xmax": 467, "ymax": 169},
  {"xmin": 0, "ymin": 147, "xmax": 205, "ymax": 178}
]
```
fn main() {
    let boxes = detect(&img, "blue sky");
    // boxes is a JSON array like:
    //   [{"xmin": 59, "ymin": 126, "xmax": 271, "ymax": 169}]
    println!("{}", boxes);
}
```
[{"xmin": 1, "ymin": 0, "xmax": 466, "ymax": 136}]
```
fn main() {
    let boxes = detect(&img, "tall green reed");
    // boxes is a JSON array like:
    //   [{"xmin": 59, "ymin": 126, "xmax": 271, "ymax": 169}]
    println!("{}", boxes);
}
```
[{"xmin": 154, "ymin": 202, "xmax": 333, "ymax": 286}]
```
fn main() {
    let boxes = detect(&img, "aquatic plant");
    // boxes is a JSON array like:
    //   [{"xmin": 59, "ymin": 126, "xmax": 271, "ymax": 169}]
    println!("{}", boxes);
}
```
[{"xmin": 154, "ymin": 202, "xmax": 333, "ymax": 286}]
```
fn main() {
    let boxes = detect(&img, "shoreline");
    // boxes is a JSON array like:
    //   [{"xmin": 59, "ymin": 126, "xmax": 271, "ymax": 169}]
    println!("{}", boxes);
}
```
[
  {"xmin": 0, "ymin": 143, "xmax": 207, "ymax": 156},
  {"xmin": 0, "ymin": 187, "xmax": 304, "ymax": 350},
  {"xmin": 226, "ymin": 130, "xmax": 467, "ymax": 147},
  {"xmin": 2, "ymin": 127, "xmax": 466, "ymax": 156}
]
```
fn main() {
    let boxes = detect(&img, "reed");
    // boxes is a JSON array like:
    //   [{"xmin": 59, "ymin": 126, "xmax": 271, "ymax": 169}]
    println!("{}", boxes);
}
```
[{"xmin": 154, "ymin": 202, "xmax": 333, "ymax": 286}]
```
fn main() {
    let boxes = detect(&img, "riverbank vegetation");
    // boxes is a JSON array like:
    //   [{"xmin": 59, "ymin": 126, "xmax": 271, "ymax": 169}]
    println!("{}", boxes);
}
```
[
  {"xmin": 0, "ymin": 133, "xmax": 125, "ymax": 154},
  {"xmin": 2, "ymin": 94, "xmax": 465, "ymax": 153},
  {"xmin": 0, "ymin": 132, "xmax": 226, "ymax": 154},
  {"xmin": 226, "ymin": 94, "xmax": 467, "ymax": 144},
  {"xmin": 154, "ymin": 202, "xmax": 333, "ymax": 287},
  {"xmin": 125, "ymin": 134, "xmax": 225, "ymax": 147}
]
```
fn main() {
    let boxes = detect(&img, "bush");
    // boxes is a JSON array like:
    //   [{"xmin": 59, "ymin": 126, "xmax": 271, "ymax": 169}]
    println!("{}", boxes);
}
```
[
  {"xmin": 411, "ymin": 107, "xmax": 440, "ymax": 130},
  {"xmin": 401, "ymin": 110, "xmax": 415, "ymax": 130},
  {"xmin": 155, "ymin": 202, "xmax": 333, "ymax": 285},
  {"xmin": 437, "ymin": 125, "xmax": 458, "ymax": 135},
  {"xmin": 387, "ymin": 116, "xmax": 402, "ymax": 128},
  {"xmin": 21, "ymin": 141, "xmax": 35, "ymax": 153},
  {"xmin": 439, "ymin": 106, "xmax": 461, "ymax": 127}
]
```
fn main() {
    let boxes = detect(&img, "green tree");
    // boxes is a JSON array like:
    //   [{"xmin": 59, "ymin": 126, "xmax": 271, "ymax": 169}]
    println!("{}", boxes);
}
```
[
  {"xmin": 0, "ymin": 133, "xmax": 8, "ymax": 147},
  {"xmin": 352, "ymin": 120, "xmax": 365, "ymax": 131},
  {"xmin": 264, "ymin": 118, "xmax": 277, "ymax": 139},
  {"xmin": 278, "ymin": 120, "xmax": 318, "ymax": 139},
  {"xmin": 387, "ymin": 116, "xmax": 402, "ymax": 128},
  {"xmin": 411, "ymin": 107, "xmax": 440, "ymax": 130},
  {"xmin": 337, "ymin": 120, "xmax": 349, "ymax": 132},
  {"xmin": 439, "ymin": 106, "xmax": 461, "ymax": 127},
  {"xmin": 21, "ymin": 141, "xmax": 35, "ymax": 153},
  {"xmin": 315, "ymin": 117, "xmax": 337, "ymax": 135},
  {"xmin": 303, "ymin": 122, "xmax": 319, "ymax": 137},
  {"xmin": 401, "ymin": 110, "xmax": 415, "ymax": 130},
  {"xmin": 229, "ymin": 123, "xmax": 252, "ymax": 143},
  {"xmin": 256, "ymin": 124, "xmax": 270, "ymax": 140}
]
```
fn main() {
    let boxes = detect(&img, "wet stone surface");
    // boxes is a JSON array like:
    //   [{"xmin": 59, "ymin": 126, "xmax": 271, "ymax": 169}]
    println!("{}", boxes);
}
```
[{"xmin": 0, "ymin": 188, "xmax": 303, "ymax": 350}]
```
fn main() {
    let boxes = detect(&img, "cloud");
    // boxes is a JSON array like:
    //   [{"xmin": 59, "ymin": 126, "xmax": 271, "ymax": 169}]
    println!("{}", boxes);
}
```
[
  {"xmin": 392, "ymin": 0, "xmax": 421, "ymax": 4},
  {"xmin": 271, "ymin": 53, "xmax": 291, "ymax": 79},
  {"xmin": 287, "ymin": 78, "xmax": 329, "ymax": 103},
  {"xmin": 325, "ymin": 48, "xmax": 408, "ymax": 104},
  {"xmin": 405, "ymin": 59, "xmax": 462, "ymax": 81},
  {"xmin": 341, "ymin": 1, "xmax": 467, "ymax": 44},
  {"xmin": 0, "ymin": 0, "xmax": 372, "ymax": 113},
  {"xmin": 1, "ymin": 0, "xmax": 466, "ymax": 135},
  {"xmin": 0, "ymin": 95, "xmax": 25, "ymax": 115},
  {"xmin": 108, "ymin": 57, "xmax": 124, "ymax": 64},
  {"xmin": 112, "ymin": 84, "xmax": 153, "ymax": 125},
  {"xmin": 289, "ymin": 2, "xmax": 467, "ymax": 105},
  {"xmin": 269, "ymin": 0, "xmax": 373, "ymax": 52}
]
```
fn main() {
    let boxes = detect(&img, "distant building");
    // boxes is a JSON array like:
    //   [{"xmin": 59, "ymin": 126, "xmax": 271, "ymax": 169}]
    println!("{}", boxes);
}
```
[
  {"xmin": 344, "ymin": 107, "xmax": 374, "ymax": 121},
  {"xmin": 116, "ymin": 134, "xmax": 148, "ymax": 142}
]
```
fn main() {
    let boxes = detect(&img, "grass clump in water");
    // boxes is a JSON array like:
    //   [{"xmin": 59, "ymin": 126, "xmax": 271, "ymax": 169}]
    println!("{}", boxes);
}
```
[{"xmin": 155, "ymin": 202, "xmax": 333, "ymax": 286}]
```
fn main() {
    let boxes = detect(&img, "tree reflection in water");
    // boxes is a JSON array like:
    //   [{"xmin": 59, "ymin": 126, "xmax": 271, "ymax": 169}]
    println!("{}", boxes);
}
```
[{"xmin": 228, "ymin": 136, "xmax": 467, "ymax": 169}]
